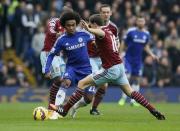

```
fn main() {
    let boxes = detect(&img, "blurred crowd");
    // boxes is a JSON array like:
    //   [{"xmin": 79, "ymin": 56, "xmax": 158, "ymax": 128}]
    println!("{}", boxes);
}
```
[{"xmin": 0, "ymin": 0, "xmax": 179, "ymax": 88}]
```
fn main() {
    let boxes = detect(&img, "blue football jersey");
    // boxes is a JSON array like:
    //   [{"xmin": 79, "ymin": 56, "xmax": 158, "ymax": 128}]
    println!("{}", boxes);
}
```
[
  {"xmin": 45, "ymin": 30, "xmax": 95, "ymax": 73},
  {"xmin": 124, "ymin": 27, "xmax": 150, "ymax": 61}
]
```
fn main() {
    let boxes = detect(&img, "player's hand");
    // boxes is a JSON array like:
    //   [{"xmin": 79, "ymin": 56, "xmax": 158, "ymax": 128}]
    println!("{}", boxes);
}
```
[
  {"xmin": 56, "ymin": 32, "xmax": 63, "ymax": 37},
  {"xmin": 151, "ymin": 54, "xmax": 159, "ymax": 62},
  {"xmin": 50, "ymin": 104, "xmax": 58, "ymax": 111},
  {"xmin": 44, "ymin": 72, "xmax": 52, "ymax": 79},
  {"xmin": 80, "ymin": 20, "xmax": 89, "ymax": 30}
]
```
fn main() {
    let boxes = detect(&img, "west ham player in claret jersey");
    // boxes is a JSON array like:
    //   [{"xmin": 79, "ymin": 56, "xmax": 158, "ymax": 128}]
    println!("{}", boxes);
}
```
[
  {"xmin": 50, "ymin": 14, "xmax": 165, "ymax": 120},
  {"xmin": 40, "ymin": 9, "xmax": 71, "ymax": 119},
  {"xmin": 87, "ymin": 4, "xmax": 120, "ymax": 115},
  {"xmin": 44, "ymin": 11, "xmax": 97, "ymax": 117}
]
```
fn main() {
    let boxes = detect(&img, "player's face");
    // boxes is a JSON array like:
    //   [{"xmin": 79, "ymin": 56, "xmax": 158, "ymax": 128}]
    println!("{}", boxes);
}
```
[
  {"xmin": 64, "ymin": 20, "xmax": 77, "ymax": 34},
  {"xmin": 136, "ymin": 18, "xmax": 145, "ymax": 29},
  {"xmin": 100, "ymin": 7, "xmax": 112, "ymax": 22}
]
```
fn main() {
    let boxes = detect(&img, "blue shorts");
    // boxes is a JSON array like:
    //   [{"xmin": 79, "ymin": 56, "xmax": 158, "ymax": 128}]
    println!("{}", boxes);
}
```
[
  {"xmin": 124, "ymin": 58, "xmax": 142, "ymax": 76},
  {"xmin": 63, "ymin": 66, "xmax": 95, "ymax": 94}
]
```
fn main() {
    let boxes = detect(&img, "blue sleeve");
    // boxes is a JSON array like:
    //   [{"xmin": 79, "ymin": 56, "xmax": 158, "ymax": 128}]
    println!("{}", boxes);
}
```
[
  {"xmin": 44, "ymin": 38, "xmax": 63, "ymax": 73},
  {"xmin": 145, "ymin": 33, "xmax": 151, "ymax": 44},
  {"xmin": 123, "ymin": 31, "xmax": 131, "ymax": 45},
  {"xmin": 85, "ymin": 32, "xmax": 95, "ymax": 44}
]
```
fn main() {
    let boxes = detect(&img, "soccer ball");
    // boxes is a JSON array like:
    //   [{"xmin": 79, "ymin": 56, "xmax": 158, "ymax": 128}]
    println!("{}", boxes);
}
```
[{"xmin": 33, "ymin": 106, "xmax": 48, "ymax": 120}]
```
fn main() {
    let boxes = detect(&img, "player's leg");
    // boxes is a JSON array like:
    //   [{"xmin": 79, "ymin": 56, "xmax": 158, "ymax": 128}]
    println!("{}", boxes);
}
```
[
  {"xmin": 50, "ymin": 74, "xmax": 96, "ymax": 117},
  {"xmin": 89, "ymin": 57, "xmax": 107, "ymax": 115},
  {"xmin": 40, "ymin": 52, "xmax": 62, "ymax": 111},
  {"xmin": 118, "ymin": 59, "xmax": 131, "ymax": 106},
  {"xmin": 70, "ymin": 88, "xmax": 95, "ymax": 118},
  {"xmin": 54, "ymin": 56, "xmax": 66, "ymax": 106},
  {"xmin": 129, "ymin": 63, "xmax": 142, "ymax": 106},
  {"xmin": 116, "ymin": 64, "xmax": 165, "ymax": 120},
  {"xmin": 69, "ymin": 69, "xmax": 96, "ymax": 118},
  {"xmin": 90, "ymin": 84, "xmax": 107, "ymax": 115}
]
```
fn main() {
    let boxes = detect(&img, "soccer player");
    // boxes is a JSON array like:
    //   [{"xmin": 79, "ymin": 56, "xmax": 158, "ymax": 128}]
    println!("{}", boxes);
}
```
[
  {"xmin": 50, "ymin": 14, "xmax": 165, "ymax": 120},
  {"xmin": 41, "ymin": 9, "xmax": 72, "ymax": 119},
  {"xmin": 85, "ymin": 4, "xmax": 120, "ymax": 115},
  {"xmin": 118, "ymin": 15, "xmax": 159, "ymax": 106},
  {"xmin": 44, "ymin": 11, "xmax": 96, "ymax": 118}
]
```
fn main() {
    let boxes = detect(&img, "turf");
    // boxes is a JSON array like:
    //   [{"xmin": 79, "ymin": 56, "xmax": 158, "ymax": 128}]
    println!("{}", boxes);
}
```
[{"xmin": 0, "ymin": 103, "xmax": 179, "ymax": 131}]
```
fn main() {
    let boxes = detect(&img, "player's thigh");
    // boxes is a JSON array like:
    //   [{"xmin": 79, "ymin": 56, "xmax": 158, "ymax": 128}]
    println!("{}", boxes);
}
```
[
  {"xmin": 131, "ymin": 62, "xmax": 142, "ymax": 77},
  {"xmin": 124, "ymin": 58, "xmax": 132, "ymax": 75},
  {"xmin": 92, "ymin": 68, "xmax": 110, "ymax": 86},
  {"xmin": 63, "ymin": 66, "xmax": 76, "ymax": 85},
  {"xmin": 78, "ymin": 74, "xmax": 96, "ymax": 89},
  {"xmin": 114, "ymin": 63, "xmax": 130, "ymax": 87}
]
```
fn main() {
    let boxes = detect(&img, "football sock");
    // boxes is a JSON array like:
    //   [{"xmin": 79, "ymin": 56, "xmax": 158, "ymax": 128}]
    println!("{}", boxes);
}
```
[
  {"xmin": 130, "ymin": 84, "xmax": 140, "ymax": 103},
  {"xmin": 64, "ymin": 88, "xmax": 84, "ymax": 112},
  {"xmin": 73, "ymin": 97, "xmax": 87, "ymax": 110},
  {"xmin": 131, "ymin": 91, "xmax": 155, "ymax": 111},
  {"xmin": 121, "ymin": 92, "xmax": 128, "ymax": 100},
  {"xmin": 55, "ymin": 87, "xmax": 67, "ymax": 105},
  {"xmin": 92, "ymin": 88, "xmax": 105, "ymax": 109},
  {"xmin": 48, "ymin": 82, "xmax": 60, "ymax": 109}
]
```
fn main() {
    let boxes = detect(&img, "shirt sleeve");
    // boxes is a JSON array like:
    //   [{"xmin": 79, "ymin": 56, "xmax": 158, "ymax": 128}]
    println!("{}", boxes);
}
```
[
  {"xmin": 86, "ymin": 32, "xmax": 95, "ymax": 44},
  {"xmin": 123, "ymin": 31, "xmax": 131, "ymax": 45},
  {"xmin": 47, "ymin": 19, "xmax": 58, "ymax": 36},
  {"xmin": 44, "ymin": 38, "xmax": 63, "ymax": 73},
  {"xmin": 145, "ymin": 32, "xmax": 151, "ymax": 44}
]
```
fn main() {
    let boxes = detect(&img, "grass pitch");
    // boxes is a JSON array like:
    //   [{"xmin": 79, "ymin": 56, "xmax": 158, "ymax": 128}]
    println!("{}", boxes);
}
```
[{"xmin": 0, "ymin": 103, "xmax": 179, "ymax": 131}]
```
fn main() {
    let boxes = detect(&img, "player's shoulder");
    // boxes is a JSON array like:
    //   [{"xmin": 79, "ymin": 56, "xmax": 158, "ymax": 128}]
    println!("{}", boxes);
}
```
[
  {"xmin": 109, "ymin": 21, "xmax": 118, "ymax": 29},
  {"xmin": 76, "ymin": 28, "xmax": 94, "ymax": 37},
  {"xmin": 142, "ymin": 29, "xmax": 150, "ymax": 35},
  {"xmin": 56, "ymin": 33, "xmax": 66, "ymax": 42},
  {"xmin": 126, "ymin": 27, "xmax": 137, "ymax": 33}
]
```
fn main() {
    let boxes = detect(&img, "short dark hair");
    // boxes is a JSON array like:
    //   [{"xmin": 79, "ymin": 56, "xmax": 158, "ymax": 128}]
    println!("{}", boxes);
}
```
[
  {"xmin": 60, "ymin": 11, "xmax": 81, "ymax": 27},
  {"xmin": 100, "ymin": 4, "xmax": 111, "ymax": 11},
  {"xmin": 136, "ymin": 14, "xmax": 145, "ymax": 19},
  {"xmin": 89, "ymin": 14, "xmax": 104, "ymax": 26}
]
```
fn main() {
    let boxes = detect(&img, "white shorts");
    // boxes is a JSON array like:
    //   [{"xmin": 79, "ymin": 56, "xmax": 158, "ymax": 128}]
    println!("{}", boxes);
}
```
[
  {"xmin": 90, "ymin": 57, "xmax": 102, "ymax": 73},
  {"xmin": 92, "ymin": 63, "xmax": 129, "ymax": 86},
  {"xmin": 40, "ymin": 51, "xmax": 65, "ymax": 79}
]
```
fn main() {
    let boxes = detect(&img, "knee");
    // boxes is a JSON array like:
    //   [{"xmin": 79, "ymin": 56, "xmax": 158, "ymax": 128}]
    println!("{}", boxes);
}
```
[
  {"xmin": 78, "ymin": 79, "xmax": 85, "ymax": 89},
  {"xmin": 61, "ymin": 79, "xmax": 71, "ymax": 88},
  {"xmin": 53, "ymin": 77, "xmax": 62, "ymax": 85}
]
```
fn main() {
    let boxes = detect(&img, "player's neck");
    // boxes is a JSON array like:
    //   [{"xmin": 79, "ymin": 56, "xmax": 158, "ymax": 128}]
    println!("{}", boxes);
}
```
[
  {"xmin": 137, "ymin": 27, "xmax": 145, "ymax": 31},
  {"xmin": 104, "ymin": 20, "xmax": 110, "ymax": 26}
]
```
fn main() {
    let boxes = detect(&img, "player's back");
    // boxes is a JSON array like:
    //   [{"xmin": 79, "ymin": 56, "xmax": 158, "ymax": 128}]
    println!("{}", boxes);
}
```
[
  {"xmin": 124, "ymin": 27, "xmax": 150, "ymax": 61},
  {"xmin": 95, "ymin": 28, "xmax": 122, "ymax": 69},
  {"xmin": 42, "ymin": 18, "xmax": 64, "ymax": 52},
  {"xmin": 88, "ymin": 21, "xmax": 118, "ymax": 58},
  {"xmin": 102, "ymin": 21, "xmax": 119, "ymax": 39}
]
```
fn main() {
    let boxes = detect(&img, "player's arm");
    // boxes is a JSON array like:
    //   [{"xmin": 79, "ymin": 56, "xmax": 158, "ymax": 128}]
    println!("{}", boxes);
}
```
[
  {"xmin": 144, "ymin": 44, "xmax": 159, "ymax": 62},
  {"xmin": 81, "ymin": 20, "xmax": 105, "ymax": 38},
  {"xmin": 44, "ymin": 39, "xmax": 62, "ymax": 78}
]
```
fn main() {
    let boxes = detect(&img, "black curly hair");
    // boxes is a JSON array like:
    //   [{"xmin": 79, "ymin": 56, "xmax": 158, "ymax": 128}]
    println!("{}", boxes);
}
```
[{"xmin": 60, "ymin": 11, "xmax": 81, "ymax": 27}]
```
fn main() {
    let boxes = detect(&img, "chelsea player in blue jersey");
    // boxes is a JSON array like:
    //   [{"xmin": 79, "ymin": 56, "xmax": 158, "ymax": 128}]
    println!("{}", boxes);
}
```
[
  {"xmin": 118, "ymin": 15, "xmax": 159, "ymax": 106},
  {"xmin": 44, "ymin": 11, "xmax": 96, "ymax": 118}
]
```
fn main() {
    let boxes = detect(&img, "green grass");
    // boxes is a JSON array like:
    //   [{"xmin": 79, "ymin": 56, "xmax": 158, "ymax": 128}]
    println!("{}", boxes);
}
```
[{"xmin": 0, "ymin": 103, "xmax": 179, "ymax": 131}]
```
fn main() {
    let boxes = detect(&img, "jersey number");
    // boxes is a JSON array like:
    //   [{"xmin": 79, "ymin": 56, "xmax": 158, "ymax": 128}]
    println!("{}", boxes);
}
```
[{"xmin": 110, "ymin": 35, "xmax": 118, "ymax": 52}]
